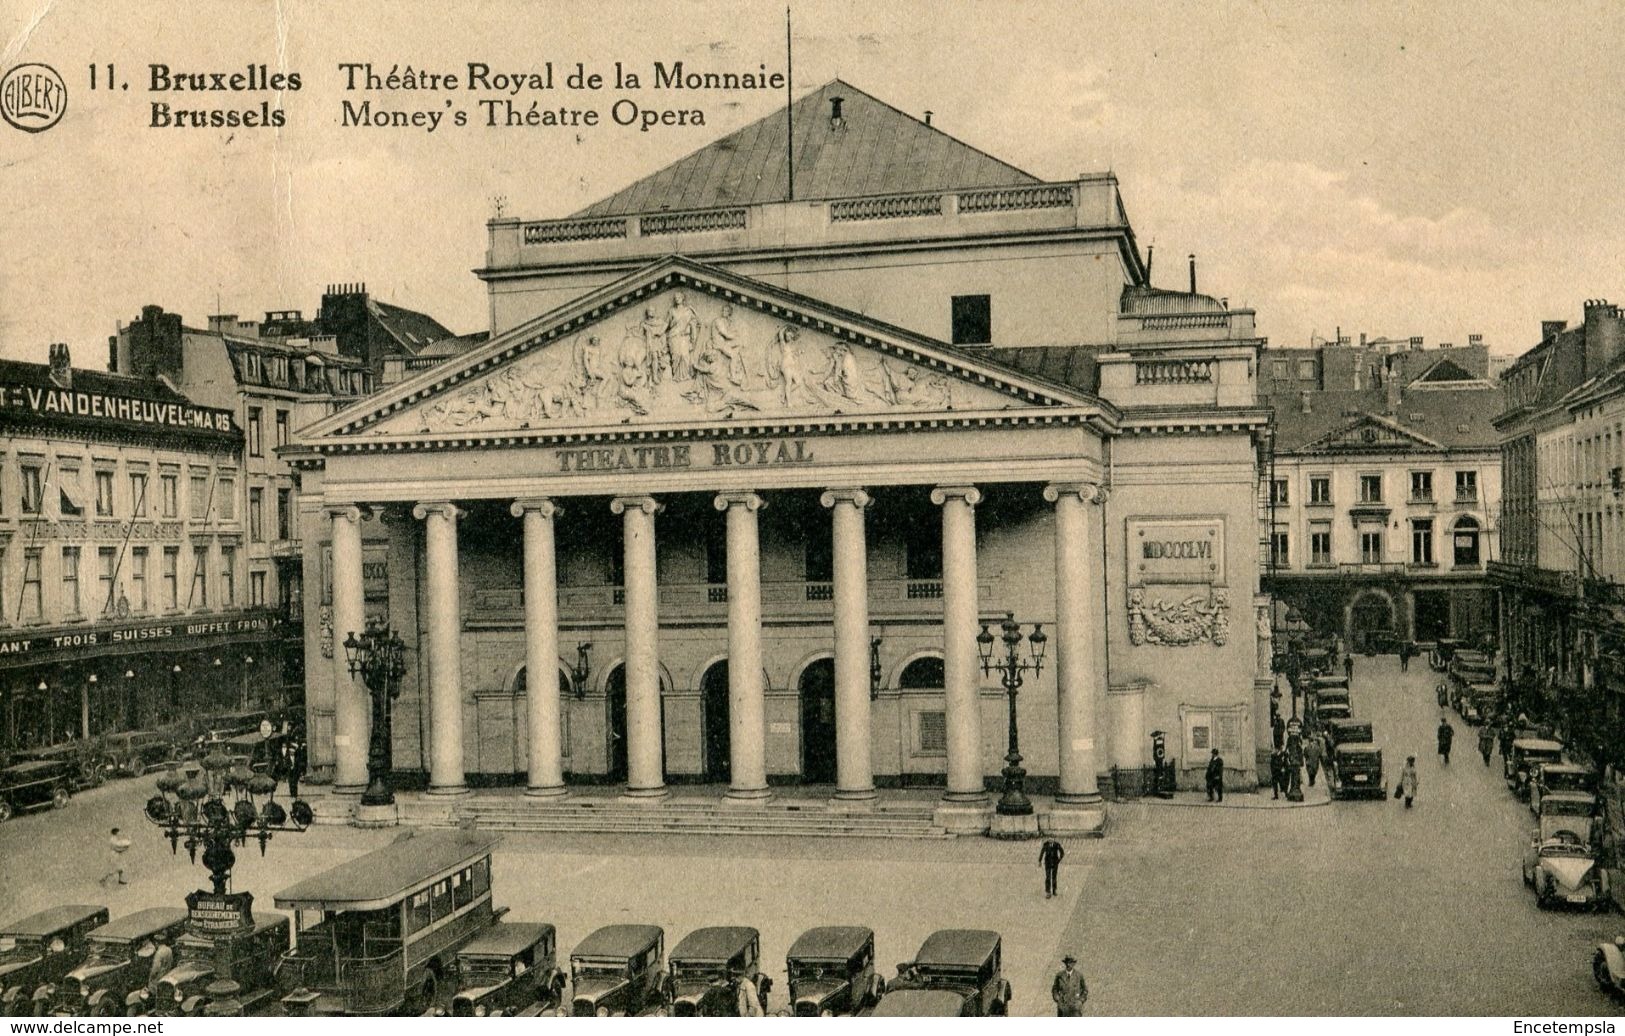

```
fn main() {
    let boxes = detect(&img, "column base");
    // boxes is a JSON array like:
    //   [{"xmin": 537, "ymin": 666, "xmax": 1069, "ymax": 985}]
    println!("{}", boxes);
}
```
[
  {"xmin": 352, "ymin": 802, "xmax": 400, "ymax": 829},
  {"xmin": 525, "ymin": 784, "xmax": 568, "ymax": 799},
  {"xmin": 331, "ymin": 783, "xmax": 366, "ymax": 797},
  {"xmin": 620, "ymin": 786, "xmax": 669, "ymax": 805},
  {"xmin": 1041, "ymin": 804, "xmax": 1108, "ymax": 837},
  {"xmin": 722, "ymin": 787, "xmax": 772, "ymax": 806},
  {"xmin": 987, "ymin": 812, "xmax": 1042, "ymax": 840},
  {"xmin": 933, "ymin": 801, "xmax": 992, "ymax": 835},
  {"xmin": 426, "ymin": 784, "xmax": 470, "ymax": 797},
  {"xmin": 829, "ymin": 788, "xmax": 878, "ymax": 811}
]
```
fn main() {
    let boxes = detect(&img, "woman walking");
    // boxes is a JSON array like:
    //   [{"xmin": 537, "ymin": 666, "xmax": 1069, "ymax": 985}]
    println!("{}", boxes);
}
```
[{"xmin": 1398, "ymin": 756, "xmax": 1419, "ymax": 808}]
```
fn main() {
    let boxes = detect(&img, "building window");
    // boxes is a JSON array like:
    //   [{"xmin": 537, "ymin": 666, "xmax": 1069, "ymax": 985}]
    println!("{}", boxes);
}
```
[
  {"xmin": 21, "ymin": 549, "xmax": 42, "ymax": 623},
  {"xmin": 94, "ymin": 470, "xmax": 115, "ymax": 516},
  {"xmin": 1411, "ymin": 518, "xmax": 1435, "ymax": 565},
  {"xmin": 160, "ymin": 473, "xmax": 179, "ymax": 518},
  {"xmin": 20, "ymin": 463, "xmax": 43, "ymax": 515},
  {"xmin": 1271, "ymin": 360, "xmax": 1289, "ymax": 381},
  {"xmin": 97, "ymin": 547, "xmax": 116, "ymax": 614},
  {"xmin": 62, "ymin": 546, "xmax": 80, "ymax": 616},
  {"xmin": 1453, "ymin": 516, "xmax": 1482, "ymax": 567},
  {"xmin": 1309, "ymin": 476, "xmax": 1331, "ymax": 505},
  {"xmin": 130, "ymin": 472, "xmax": 149, "ymax": 517},
  {"xmin": 250, "ymin": 570, "xmax": 267, "ymax": 607},
  {"xmin": 130, "ymin": 547, "xmax": 148, "ymax": 612},
  {"xmin": 276, "ymin": 488, "xmax": 293, "ymax": 541},
  {"xmin": 247, "ymin": 407, "xmax": 263, "ymax": 457},
  {"xmin": 1310, "ymin": 522, "xmax": 1332, "ymax": 565},
  {"xmin": 190, "ymin": 546, "xmax": 208, "ymax": 608},
  {"xmin": 189, "ymin": 470, "xmax": 209, "ymax": 517},
  {"xmin": 1269, "ymin": 529, "xmax": 1289, "ymax": 567},
  {"xmin": 1455, "ymin": 470, "xmax": 1478, "ymax": 502},
  {"xmin": 1296, "ymin": 358, "xmax": 1316, "ymax": 380},
  {"xmin": 248, "ymin": 488, "xmax": 264, "ymax": 542},
  {"xmin": 1359, "ymin": 474, "xmax": 1383, "ymax": 503},
  {"xmin": 58, "ymin": 467, "xmax": 84, "ymax": 517},
  {"xmin": 218, "ymin": 476, "xmax": 236, "ymax": 520},
  {"xmin": 1410, "ymin": 471, "xmax": 1433, "ymax": 502},
  {"xmin": 950, "ymin": 294, "xmax": 992, "ymax": 346},
  {"xmin": 162, "ymin": 547, "xmax": 179, "ymax": 611},
  {"xmin": 221, "ymin": 546, "xmax": 236, "ymax": 607},
  {"xmin": 1270, "ymin": 479, "xmax": 1289, "ymax": 506},
  {"xmin": 275, "ymin": 410, "xmax": 290, "ymax": 448},
  {"xmin": 1360, "ymin": 530, "xmax": 1384, "ymax": 564}
]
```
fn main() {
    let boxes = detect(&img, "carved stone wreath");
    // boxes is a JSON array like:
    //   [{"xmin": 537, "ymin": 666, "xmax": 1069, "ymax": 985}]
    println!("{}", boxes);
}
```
[{"xmin": 1128, "ymin": 588, "xmax": 1229, "ymax": 647}]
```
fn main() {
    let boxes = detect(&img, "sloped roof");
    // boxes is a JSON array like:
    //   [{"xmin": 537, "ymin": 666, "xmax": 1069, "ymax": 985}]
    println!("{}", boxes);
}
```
[
  {"xmin": 571, "ymin": 79, "xmax": 1040, "ymax": 218},
  {"xmin": 1267, "ymin": 385, "xmax": 1505, "ymax": 453},
  {"xmin": 993, "ymin": 345, "xmax": 1109, "ymax": 394},
  {"xmin": 1409, "ymin": 357, "xmax": 1482, "ymax": 386},
  {"xmin": 369, "ymin": 299, "xmax": 457, "ymax": 354}
]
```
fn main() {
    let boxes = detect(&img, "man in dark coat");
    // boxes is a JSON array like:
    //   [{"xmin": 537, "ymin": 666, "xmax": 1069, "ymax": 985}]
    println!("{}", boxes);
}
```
[
  {"xmin": 1437, "ymin": 715, "xmax": 1454, "ymax": 765},
  {"xmin": 1052, "ymin": 955, "xmax": 1087, "ymax": 1016},
  {"xmin": 1269, "ymin": 748, "xmax": 1287, "ymax": 800},
  {"xmin": 1343, "ymin": 654, "xmax": 1354, "ymax": 680},
  {"xmin": 1039, "ymin": 839, "xmax": 1065, "ymax": 899},
  {"xmin": 1498, "ymin": 722, "xmax": 1514, "ymax": 759},
  {"xmin": 1205, "ymin": 748, "xmax": 1225, "ymax": 802},
  {"xmin": 1303, "ymin": 735, "xmax": 1323, "ymax": 787},
  {"xmin": 1477, "ymin": 724, "xmax": 1495, "ymax": 766}
]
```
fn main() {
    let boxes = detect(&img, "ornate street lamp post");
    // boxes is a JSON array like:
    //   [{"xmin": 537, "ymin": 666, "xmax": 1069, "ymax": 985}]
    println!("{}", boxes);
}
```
[
  {"xmin": 144, "ymin": 751, "xmax": 313, "ymax": 894},
  {"xmin": 977, "ymin": 612, "xmax": 1047, "ymax": 817},
  {"xmin": 343, "ymin": 621, "xmax": 408, "ymax": 807}
]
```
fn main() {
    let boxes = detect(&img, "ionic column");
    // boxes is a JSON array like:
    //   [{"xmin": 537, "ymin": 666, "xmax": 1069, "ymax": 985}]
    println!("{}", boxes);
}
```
[
  {"xmin": 931, "ymin": 485, "xmax": 986, "ymax": 802},
  {"xmin": 413, "ymin": 501, "xmax": 468, "ymax": 796},
  {"xmin": 1044, "ymin": 482, "xmax": 1106, "ymax": 804},
  {"xmin": 327, "ymin": 504, "xmax": 368, "ymax": 793},
  {"xmin": 513, "ymin": 498, "xmax": 566, "ymax": 797},
  {"xmin": 821, "ymin": 488, "xmax": 876, "ymax": 801},
  {"xmin": 715, "ymin": 492, "xmax": 770, "ymax": 802},
  {"xmin": 611, "ymin": 495, "xmax": 667, "ymax": 799}
]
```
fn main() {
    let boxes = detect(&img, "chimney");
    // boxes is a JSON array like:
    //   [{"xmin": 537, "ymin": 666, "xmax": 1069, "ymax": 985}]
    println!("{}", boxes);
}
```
[
  {"xmin": 1583, "ymin": 298, "xmax": 1624, "ymax": 376},
  {"xmin": 1145, "ymin": 244, "xmax": 1153, "ymax": 283},
  {"xmin": 1468, "ymin": 333, "xmax": 1483, "ymax": 346},
  {"xmin": 1542, "ymin": 320, "xmax": 1565, "ymax": 340},
  {"xmin": 1299, "ymin": 389, "xmax": 1312, "ymax": 414},
  {"xmin": 1359, "ymin": 332, "xmax": 1367, "ymax": 348},
  {"xmin": 1384, "ymin": 361, "xmax": 1402, "ymax": 414},
  {"xmin": 47, "ymin": 343, "xmax": 72, "ymax": 389},
  {"xmin": 1409, "ymin": 336, "xmax": 1423, "ymax": 350},
  {"xmin": 829, "ymin": 96, "xmax": 845, "ymax": 130},
  {"xmin": 923, "ymin": 109, "xmax": 932, "ymax": 127},
  {"xmin": 1188, "ymin": 254, "xmax": 1196, "ymax": 295}
]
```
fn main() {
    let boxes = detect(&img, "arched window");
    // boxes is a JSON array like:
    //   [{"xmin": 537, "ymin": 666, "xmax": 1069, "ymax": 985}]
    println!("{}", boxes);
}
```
[
  {"xmin": 1452, "ymin": 516, "xmax": 1481, "ymax": 567},
  {"xmin": 898, "ymin": 655, "xmax": 945, "ymax": 689}
]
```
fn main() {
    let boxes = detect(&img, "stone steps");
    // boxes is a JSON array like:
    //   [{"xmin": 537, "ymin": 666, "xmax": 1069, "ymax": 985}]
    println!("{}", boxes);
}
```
[{"xmin": 395, "ymin": 798, "xmax": 949, "ymax": 839}]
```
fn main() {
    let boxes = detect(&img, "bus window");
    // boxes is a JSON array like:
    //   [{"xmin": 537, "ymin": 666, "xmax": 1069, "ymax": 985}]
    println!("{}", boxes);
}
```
[
  {"xmin": 431, "ymin": 878, "xmax": 453, "ymax": 919},
  {"xmin": 453, "ymin": 869, "xmax": 472, "ymax": 909},
  {"xmin": 472, "ymin": 857, "xmax": 490, "ymax": 898},
  {"xmin": 406, "ymin": 890, "xmax": 431, "ymax": 935}
]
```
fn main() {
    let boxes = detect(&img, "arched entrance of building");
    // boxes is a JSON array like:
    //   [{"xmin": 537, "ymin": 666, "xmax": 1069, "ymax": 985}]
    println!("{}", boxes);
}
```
[
  {"xmin": 602, "ymin": 664, "xmax": 668, "ymax": 783},
  {"xmin": 1452, "ymin": 516, "xmax": 1482, "ymax": 567},
  {"xmin": 700, "ymin": 660, "xmax": 730, "ymax": 782},
  {"xmin": 1349, "ymin": 591, "xmax": 1396, "ymax": 653},
  {"xmin": 798, "ymin": 658, "xmax": 837, "ymax": 783}
]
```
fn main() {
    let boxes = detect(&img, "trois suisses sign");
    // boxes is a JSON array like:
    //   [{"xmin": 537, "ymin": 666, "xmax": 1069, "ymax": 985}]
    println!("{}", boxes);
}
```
[{"xmin": 1, "ymin": 384, "xmax": 235, "ymax": 434}]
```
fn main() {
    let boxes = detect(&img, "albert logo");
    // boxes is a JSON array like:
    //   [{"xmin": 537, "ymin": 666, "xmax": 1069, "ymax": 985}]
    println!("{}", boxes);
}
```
[{"xmin": 1, "ymin": 63, "xmax": 67, "ymax": 133}]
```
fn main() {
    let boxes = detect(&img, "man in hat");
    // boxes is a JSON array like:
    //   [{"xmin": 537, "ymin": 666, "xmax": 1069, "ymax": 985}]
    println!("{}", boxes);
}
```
[
  {"xmin": 733, "ymin": 965, "xmax": 764, "ymax": 1016},
  {"xmin": 1206, "ymin": 748, "xmax": 1225, "ymax": 802},
  {"xmin": 1039, "ymin": 838, "xmax": 1065, "ymax": 899},
  {"xmin": 1052, "ymin": 955, "xmax": 1087, "ymax": 1016}
]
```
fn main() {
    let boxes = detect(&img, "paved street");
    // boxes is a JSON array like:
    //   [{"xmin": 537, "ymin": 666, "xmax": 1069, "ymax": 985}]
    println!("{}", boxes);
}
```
[{"xmin": 1, "ymin": 656, "xmax": 1616, "ymax": 1015}]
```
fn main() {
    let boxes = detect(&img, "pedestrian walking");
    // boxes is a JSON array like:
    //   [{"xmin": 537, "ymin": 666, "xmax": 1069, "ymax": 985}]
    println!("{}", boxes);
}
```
[
  {"xmin": 1398, "ymin": 756, "xmax": 1419, "ymax": 808},
  {"xmin": 1052, "ymin": 955, "xmax": 1088, "ymax": 1016},
  {"xmin": 1399, "ymin": 642, "xmax": 1411, "ymax": 672},
  {"xmin": 1205, "ymin": 748, "xmax": 1225, "ymax": 802},
  {"xmin": 281, "ymin": 733, "xmax": 307, "ymax": 798},
  {"xmin": 1498, "ymin": 723, "xmax": 1514, "ymax": 759},
  {"xmin": 100, "ymin": 827, "xmax": 132, "ymax": 886},
  {"xmin": 1269, "ymin": 748, "xmax": 1287, "ymax": 800},
  {"xmin": 146, "ymin": 936, "xmax": 174, "ymax": 996},
  {"xmin": 1039, "ymin": 838, "xmax": 1065, "ymax": 898},
  {"xmin": 1344, "ymin": 654, "xmax": 1354, "ymax": 680},
  {"xmin": 1303, "ymin": 736, "xmax": 1323, "ymax": 787},
  {"xmin": 1477, "ymin": 724, "xmax": 1495, "ymax": 767},
  {"xmin": 1437, "ymin": 715, "xmax": 1454, "ymax": 765}
]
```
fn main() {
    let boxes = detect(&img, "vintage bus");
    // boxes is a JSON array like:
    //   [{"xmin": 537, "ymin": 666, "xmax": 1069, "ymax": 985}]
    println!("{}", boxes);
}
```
[{"xmin": 274, "ymin": 830, "xmax": 504, "ymax": 1016}]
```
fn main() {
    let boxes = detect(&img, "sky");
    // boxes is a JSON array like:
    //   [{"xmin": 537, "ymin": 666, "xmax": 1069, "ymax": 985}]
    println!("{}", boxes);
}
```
[{"xmin": 3, "ymin": 0, "xmax": 1623, "ymax": 365}]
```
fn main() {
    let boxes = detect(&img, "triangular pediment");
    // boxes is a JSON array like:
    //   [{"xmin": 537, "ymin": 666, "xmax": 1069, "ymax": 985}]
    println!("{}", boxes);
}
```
[
  {"xmin": 303, "ymin": 258, "xmax": 1094, "ymax": 445},
  {"xmin": 1301, "ymin": 412, "xmax": 1444, "ymax": 453}
]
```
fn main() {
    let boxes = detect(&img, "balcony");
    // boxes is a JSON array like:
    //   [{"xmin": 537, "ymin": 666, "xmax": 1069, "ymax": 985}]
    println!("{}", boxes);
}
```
[{"xmin": 1339, "ymin": 561, "xmax": 1406, "ymax": 576}]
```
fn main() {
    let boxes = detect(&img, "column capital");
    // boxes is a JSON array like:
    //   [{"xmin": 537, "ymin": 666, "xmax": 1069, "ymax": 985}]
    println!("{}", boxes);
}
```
[
  {"xmin": 412, "ymin": 501, "xmax": 466, "ymax": 522},
  {"xmin": 325, "ymin": 503, "xmax": 363, "ymax": 523},
  {"xmin": 820, "ymin": 488, "xmax": 872, "ymax": 510},
  {"xmin": 610, "ymin": 495, "xmax": 662, "ymax": 516},
  {"xmin": 930, "ymin": 485, "xmax": 982, "ymax": 508},
  {"xmin": 713, "ymin": 491, "xmax": 766, "ymax": 513},
  {"xmin": 1043, "ymin": 481, "xmax": 1108, "ymax": 506},
  {"xmin": 510, "ymin": 497, "xmax": 562, "ymax": 520}
]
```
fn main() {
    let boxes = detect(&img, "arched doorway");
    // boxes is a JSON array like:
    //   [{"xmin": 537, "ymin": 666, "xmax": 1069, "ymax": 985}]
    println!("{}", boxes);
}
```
[
  {"xmin": 512, "ymin": 664, "xmax": 574, "ymax": 772},
  {"xmin": 1349, "ymin": 591, "xmax": 1395, "ymax": 653},
  {"xmin": 798, "ymin": 658, "xmax": 837, "ymax": 783},
  {"xmin": 700, "ymin": 660, "xmax": 730, "ymax": 782},
  {"xmin": 1452, "ymin": 516, "xmax": 1481, "ymax": 567},
  {"xmin": 602, "ymin": 664, "xmax": 666, "ymax": 783}
]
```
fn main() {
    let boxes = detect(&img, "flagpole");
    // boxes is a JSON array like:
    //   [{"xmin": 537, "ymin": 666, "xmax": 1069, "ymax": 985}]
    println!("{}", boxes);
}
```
[{"xmin": 785, "ymin": 5, "xmax": 794, "ymax": 203}]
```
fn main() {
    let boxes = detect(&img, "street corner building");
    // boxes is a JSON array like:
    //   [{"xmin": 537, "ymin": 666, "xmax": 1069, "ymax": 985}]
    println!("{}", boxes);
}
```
[{"xmin": 288, "ymin": 80, "xmax": 1276, "ymax": 833}]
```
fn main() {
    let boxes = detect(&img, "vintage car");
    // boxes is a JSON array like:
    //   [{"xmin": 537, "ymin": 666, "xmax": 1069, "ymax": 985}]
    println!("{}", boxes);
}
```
[
  {"xmin": 188, "ymin": 710, "xmax": 271, "ymax": 756},
  {"xmin": 1313, "ymin": 687, "xmax": 1351, "ymax": 714},
  {"xmin": 871, "ymin": 989, "xmax": 975, "ymax": 1016},
  {"xmin": 666, "ymin": 926, "xmax": 770, "ymax": 1017},
  {"xmin": 1523, "ymin": 826, "xmax": 1610, "ymax": 911},
  {"xmin": 785, "ymin": 926, "xmax": 883, "ymax": 1016},
  {"xmin": 1429, "ymin": 638, "xmax": 1464, "ymax": 671},
  {"xmin": 445, "ymin": 922, "xmax": 564, "ymax": 1018},
  {"xmin": 568, "ymin": 925, "xmax": 668, "ymax": 1017},
  {"xmin": 1326, "ymin": 743, "xmax": 1384, "ymax": 799},
  {"xmin": 1528, "ymin": 763, "xmax": 1599, "ymax": 816},
  {"xmin": 45, "ymin": 907, "xmax": 189, "ymax": 1015},
  {"xmin": 1312, "ymin": 703, "xmax": 1351, "ymax": 734},
  {"xmin": 1458, "ymin": 683, "xmax": 1499, "ymax": 725},
  {"xmin": 99, "ymin": 731, "xmax": 182, "ymax": 779},
  {"xmin": 882, "ymin": 929, "xmax": 1010, "ymax": 1017},
  {"xmin": 1506, "ymin": 738, "xmax": 1566, "ymax": 798},
  {"xmin": 0, "ymin": 905, "xmax": 109, "ymax": 1016},
  {"xmin": 0, "ymin": 760, "xmax": 75, "ymax": 823},
  {"xmin": 1595, "ymin": 936, "xmax": 1625, "ymax": 1000},
  {"xmin": 130, "ymin": 914, "xmax": 290, "ymax": 1017},
  {"xmin": 1322, "ymin": 718, "xmax": 1374, "ymax": 762},
  {"xmin": 6, "ymin": 745, "xmax": 102, "ymax": 792}
]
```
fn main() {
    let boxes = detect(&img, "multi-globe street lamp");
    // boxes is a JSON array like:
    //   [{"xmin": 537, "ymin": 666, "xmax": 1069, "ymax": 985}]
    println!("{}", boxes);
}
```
[
  {"xmin": 343, "ymin": 621, "xmax": 408, "ymax": 807},
  {"xmin": 976, "ymin": 612, "xmax": 1047, "ymax": 817}
]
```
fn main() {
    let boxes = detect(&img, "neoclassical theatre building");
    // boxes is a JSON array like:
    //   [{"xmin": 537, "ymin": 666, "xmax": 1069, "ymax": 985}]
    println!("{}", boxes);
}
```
[{"xmin": 291, "ymin": 82, "xmax": 1272, "ymax": 832}]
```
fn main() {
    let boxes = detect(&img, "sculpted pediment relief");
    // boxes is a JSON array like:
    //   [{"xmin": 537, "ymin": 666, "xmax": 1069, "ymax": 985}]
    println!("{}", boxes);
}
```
[{"xmin": 365, "ymin": 288, "xmax": 1031, "ymax": 436}]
